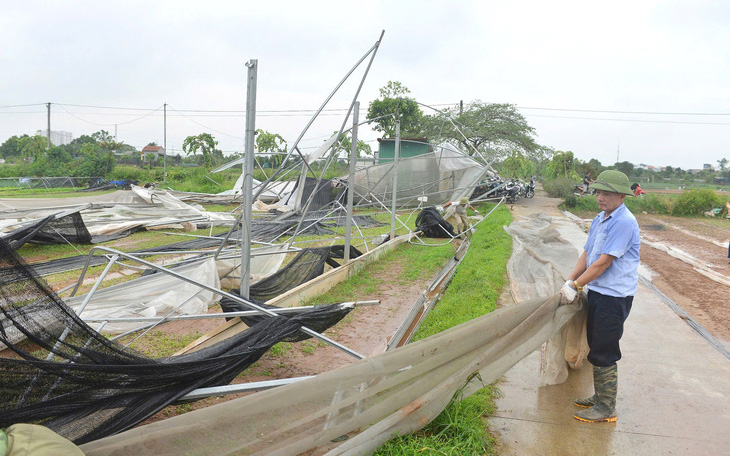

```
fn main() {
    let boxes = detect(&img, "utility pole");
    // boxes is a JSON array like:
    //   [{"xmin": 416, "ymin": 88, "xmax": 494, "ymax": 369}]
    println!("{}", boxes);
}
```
[
  {"xmin": 163, "ymin": 103, "xmax": 167, "ymax": 180},
  {"xmin": 459, "ymin": 100, "xmax": 463, "ymax": 115},
  {"xmin": 617, "ymin": 141, "xmax": 620, "ymax": 164},
  {"xmin": 114, "ymin": 124, "xmax": 118, "ymax": 140},
  {"xmin": 390, "ymin": 120, "xmax": 400, "ymax": 241},
  {"xmin": 46, "ymin": 102, "xmax": 51, "ymax": 149},
  {"xmin": 344, "ymin": 101, "xmax": 359, "ymax": 262},
  {"xmin": 240, "ymin": 59, "xmax": 258, "ymax": 299}
]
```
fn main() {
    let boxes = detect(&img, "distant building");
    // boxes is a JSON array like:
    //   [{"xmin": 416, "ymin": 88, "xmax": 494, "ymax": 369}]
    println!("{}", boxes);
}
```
[
  {"xmin": 37, "ymin": 130, "xmax": 73, "ymax": 146},
  {"xmin": 141, "ymin": 145, "xmax": 166, "ymax": 158},
  {"xmin": 376, "ymin": 138, "xmax": 429, "ymax": 163}
]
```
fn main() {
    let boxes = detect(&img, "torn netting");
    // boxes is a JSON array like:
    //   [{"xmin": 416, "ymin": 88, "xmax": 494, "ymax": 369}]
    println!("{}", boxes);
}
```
[
  {"xmin": 221, "ymin": 298, "xmax": 352, "ymax": 342},
  {"xmin": 0, "ymin": 238, "xmax": 343, "ymax": 444},
  {"xmin": 2, "ymin": 212, "xmax": 92, "ymax": 250},
  {"xmin": 233, "ymin": 245, "xmax": 363, "ymax": 303}
]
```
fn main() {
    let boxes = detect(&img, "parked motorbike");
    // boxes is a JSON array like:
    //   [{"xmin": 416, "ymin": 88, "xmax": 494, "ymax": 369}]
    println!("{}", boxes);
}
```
[
  {"xmin": 573, "ymin": 184, "xmax": 596, "ymax": 197},
  {"xmin": 521, "ymin": 177, "xmax": 535, "ymax": 198}
]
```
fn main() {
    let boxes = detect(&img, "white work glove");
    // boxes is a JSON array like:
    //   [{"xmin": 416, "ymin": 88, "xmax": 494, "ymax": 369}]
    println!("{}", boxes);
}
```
[
  {"xmin": 474, "ymin": 209, "xmax": 479, "ymax": 215},
  {"xmin": 436, "ymin": 205, "xmax": 444, "ymax": 214},
  {"xmin": 559, "ymin": 280, "xmax": 578, "ymax": 304}
]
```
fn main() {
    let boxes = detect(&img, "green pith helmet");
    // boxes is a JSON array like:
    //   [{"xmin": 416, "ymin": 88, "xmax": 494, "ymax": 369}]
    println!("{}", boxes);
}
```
[
  {"xmin": 589, "ymin": 170, "xmax": 633, "ymax": 196},
  {"xmin": 459, "ymin": 197, "xmax": 469, "ymax": 205}
]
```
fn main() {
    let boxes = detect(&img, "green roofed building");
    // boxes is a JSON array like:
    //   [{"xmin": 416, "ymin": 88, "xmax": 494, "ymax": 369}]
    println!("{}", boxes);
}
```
[{"xmin": 377, "ymin": 138, "xmax": 429, "ymax": 163}]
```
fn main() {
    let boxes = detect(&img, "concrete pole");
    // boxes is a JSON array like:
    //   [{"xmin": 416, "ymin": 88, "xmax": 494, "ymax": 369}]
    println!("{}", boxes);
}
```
[
  {"xmin": 164, "ymin": 103, "xmax": 167, "ymax": 180},
  {"xmin": 344, "ymin": 101, "xmax": 359, "ymax": 262},
  {"xmin": 46, "ymin": 102, "xmax": 51, "ymax": 149},
  {"xmin": 241, "ymin": 59, "xmax": 258, "ymax": 299},
  {"xmin": 390, "ymin": 120, "xmax": 400, "ymax": 241}
]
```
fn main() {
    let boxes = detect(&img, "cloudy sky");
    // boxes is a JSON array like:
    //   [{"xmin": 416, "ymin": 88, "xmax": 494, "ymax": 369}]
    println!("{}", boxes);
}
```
[{"xmin": 1, "ymin": 0, "xmax": 729, "ymax": 170}]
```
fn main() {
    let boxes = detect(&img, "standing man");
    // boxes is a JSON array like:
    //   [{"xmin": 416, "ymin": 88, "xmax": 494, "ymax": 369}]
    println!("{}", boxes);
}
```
[
  {"xmin": 560, "ymin": 170, "xmax": 640, "ymax": 423},
  {"xmin": 580, "ymin": 171, "xmax": 594, "ymax": 195}
]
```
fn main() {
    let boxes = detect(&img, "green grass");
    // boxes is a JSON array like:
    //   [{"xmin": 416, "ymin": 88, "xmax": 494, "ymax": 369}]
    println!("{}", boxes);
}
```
[
  {"xmin": 374, "ymin": 387, "xmax": 499, "ymax": 456},
  {"xmin": 561, "ymin": 190, "xmax": 726, "ymax": 217},
  {"xmin": 0, "ymin": 187, "xmax": 118, "ymax": 198},
  {"xmin": 374, "ymin": 203, "xmax": 513, "ymax": 456},
  {"xmin": 127, "ymin": 330, "xmax": 202, "ymax": 357},
  {"xmin": 303, "ymin": 239, "xmax": 455, "ymax": 307},
  {"xmin": 411, "ymin": 205, "xmax": 513, "ymax": 341}
]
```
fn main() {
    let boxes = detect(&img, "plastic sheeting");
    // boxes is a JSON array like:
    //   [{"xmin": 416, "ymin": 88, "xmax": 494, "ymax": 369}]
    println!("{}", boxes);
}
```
[
  {"xmin": 504, "ymin": 213, "xmax": 589, "ymax": 385},
  {"xmin": 64, "ymin": 245, "xmax": 290, "ymax": 334},
  {"xmin": 66, "ymin": 258, "xmax": 222, "ymax": 334},
  {"xmin": 350, "ymin": 142, "xmax": 490, "ymax": 207},
  {"xmin": 81, "ymin": 293, "xmax": 585, "ymax": 456},
  {"xmin": 0, "ymin": 187, "xmax": 234, "ymax": 241},
  {"xmin": 80, "ymin": 217, "xmax": 587, "ymax": 456}
]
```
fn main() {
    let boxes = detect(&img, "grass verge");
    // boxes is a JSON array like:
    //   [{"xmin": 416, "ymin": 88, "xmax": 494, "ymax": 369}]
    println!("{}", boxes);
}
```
[{"xmin": 374, "ymin": 203, "xmax": 513, "ymax": 456}]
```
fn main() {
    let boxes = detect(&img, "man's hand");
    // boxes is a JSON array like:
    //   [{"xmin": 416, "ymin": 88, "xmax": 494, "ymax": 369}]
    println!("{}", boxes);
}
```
[{"xmin": 560, "ymin": 280, "xmax": 578, "ymax": 304}]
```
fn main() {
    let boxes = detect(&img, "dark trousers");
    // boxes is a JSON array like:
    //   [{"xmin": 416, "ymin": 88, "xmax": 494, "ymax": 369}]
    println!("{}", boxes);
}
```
[{"xmin": 586, "ymin": 290, "xmax": 633, "ymax": 367}]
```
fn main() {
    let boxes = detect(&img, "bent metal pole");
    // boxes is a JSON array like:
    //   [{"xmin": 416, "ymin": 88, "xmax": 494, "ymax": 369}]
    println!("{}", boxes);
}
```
[{"xmin": 77, "ymin": 246, "xmax": 365, "ymax": 360}]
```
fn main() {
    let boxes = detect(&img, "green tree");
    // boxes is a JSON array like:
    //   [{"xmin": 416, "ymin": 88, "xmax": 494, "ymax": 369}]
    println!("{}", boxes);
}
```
[
  {"xmin": 612, "ymin": 161, "xmax": 634, "ymax": 177},
  {"xmin": 75, "ymin": 143, "xmax": 115, "ymax": 177},
  {"xmin": 542, "ymin": 150, "xmax": 580, "ymax": 181},
  {"xmin": 91, "ymin": 130, "xmax": 126, "ymax": 154},
  {"xmin": 0, "ymin": 135, "xmax": 29, "ymax": 159},
  {"xmin": 19, "ymin": 135, "xmax": 48, "ymax": 161},
  {"xmin": 500, "ymin": 152, "xmax": 536, "ymax": 179},
  {"xmin": 420, "ymin": 101, "xmax": 543, "ymax": 160},
  {"xmin": 255, "ymin": 129, "xmax": 287, "ymax": 168},
  {"xmin": 718, "ymin": 158, "xmax": 728, "ymax": 173},
  {"xmin": 366, "ymin": 81, "xmax": 424, "ymax": 138},
  {"xmin": 332, "ymin": 131, "xmax": 373, "ymax": 158},
  {"xmin": 182, "ymin": 133, "xmax": 219, "ymax": 168},
  {"xmin": 64, "ymin": 134, "xmax": 98, "ymax": 157}
]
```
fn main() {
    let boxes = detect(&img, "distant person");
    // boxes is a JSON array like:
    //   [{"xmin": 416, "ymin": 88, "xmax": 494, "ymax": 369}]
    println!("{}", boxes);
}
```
[
  {"xmin": 581, "ymin": 171, "xmax": 594, "ymax": 195},
  {"xmin": 560, "ymin": 170, "xmax": 640, "ymax": 423},
  {"xmin": 442, "ymin": 197, "xmax": 478, "ymax": 234},
  {"xmin": 630, "ymin": 183, "xmax": 646, "ymax": 197}
]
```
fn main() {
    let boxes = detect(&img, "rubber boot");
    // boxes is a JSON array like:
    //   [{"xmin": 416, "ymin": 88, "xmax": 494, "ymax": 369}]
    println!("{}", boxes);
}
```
[
  {"xmin": 574, "ymin": 394, "xmax": 595, "ymax": 408},
  {"xmin": 574, "ymin": 365, "xmax": 617, "ymax": 423}
]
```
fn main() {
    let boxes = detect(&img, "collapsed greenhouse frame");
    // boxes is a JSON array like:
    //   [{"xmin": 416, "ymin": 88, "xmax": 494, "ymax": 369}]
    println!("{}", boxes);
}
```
[{"xmin": 0, "ymin": 30, "xmax": 535, "ymax": 454}]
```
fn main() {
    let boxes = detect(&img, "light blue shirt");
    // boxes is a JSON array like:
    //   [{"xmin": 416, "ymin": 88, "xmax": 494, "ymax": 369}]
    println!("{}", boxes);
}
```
[{"xmin": 583, "ymin": 203, "xmax": 641, "ymax": 297}]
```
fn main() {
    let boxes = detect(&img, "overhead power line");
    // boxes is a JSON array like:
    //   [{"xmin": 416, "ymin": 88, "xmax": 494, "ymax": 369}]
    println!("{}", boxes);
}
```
[
  {"xmin": 517, "ymin": 106, "xmax": 730, "ymax": 116},
  {"xmin": 0, "ymin": 103, "xmax": 47, "ymax": 109},
  {"xmin": 523, "ymin": 113, "xmax": 730, "ymax": 126}
]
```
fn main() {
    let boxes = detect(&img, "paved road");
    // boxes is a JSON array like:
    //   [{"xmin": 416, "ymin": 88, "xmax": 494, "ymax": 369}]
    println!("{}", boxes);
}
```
[{"xmin": 492, "ymin": 194, "xmax": 730, "ymax": 455}]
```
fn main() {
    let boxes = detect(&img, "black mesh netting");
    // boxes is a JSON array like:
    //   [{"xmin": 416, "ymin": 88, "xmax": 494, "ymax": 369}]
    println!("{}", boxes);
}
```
[
  {"xmin": 220, "ymin": 299, "xmax": 352, "ymax": 343},
  {"xmin": 295, "ymin": 210, "xmax": 386, "ymax": 230},
  {"xmin": 2, "ymin": 212, "xmax": 92, "ymax": 250},
  {"xmin": 293, "ymin": 177, "xmax": 342, "ymax": 212},
  {"xmin": 0, "ymin": 238, "xmax": 353, "ymax": 444},
  {"xmin": 219, "ymin": 245, "xmax": 362, "ymax": 340},
  {"xmin": 243, "ymin": 244, "xmax": 363, "ymax": 303},
  {"xmin": 416, "ymin": 206, "xmax": 457, "ymax": 238}
]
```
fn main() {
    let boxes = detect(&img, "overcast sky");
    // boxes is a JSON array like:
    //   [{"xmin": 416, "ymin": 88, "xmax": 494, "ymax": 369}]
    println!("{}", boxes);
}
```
[{"xmin": 2, "ymin": 0, "xmax": 729, "ymax": 170}]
